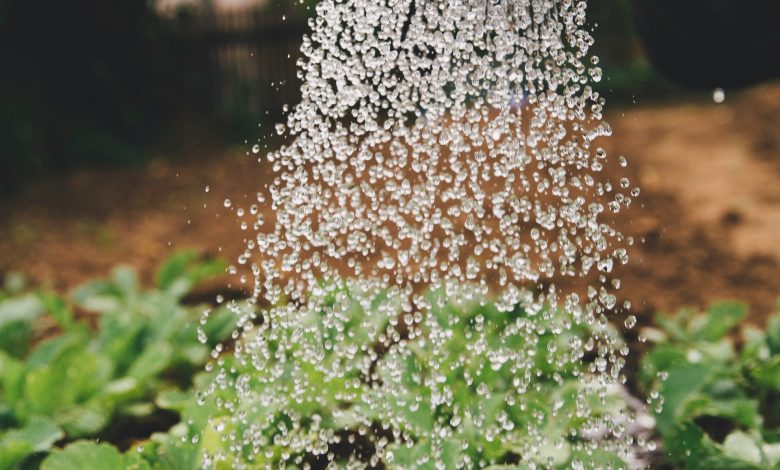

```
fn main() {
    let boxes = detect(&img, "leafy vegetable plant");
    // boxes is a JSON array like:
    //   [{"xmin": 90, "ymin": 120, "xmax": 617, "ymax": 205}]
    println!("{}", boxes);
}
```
[
  {"xmin": 36, "ymin": 281, "xmax": 630, "ymax": 469},
  {"xmin": 640, "ymin": 300, "xmax": 780, "ymax": 469},
  {"xmin": 147, "ymin": 284, "xmax": 629, "ymax": 469},
  {"xmin": 14, "ymin": 252, "xmax": 780, "ymax": 469},
  {"xmin": 0, "ymin": 252, "xmax": 235, "ymax": 469}
]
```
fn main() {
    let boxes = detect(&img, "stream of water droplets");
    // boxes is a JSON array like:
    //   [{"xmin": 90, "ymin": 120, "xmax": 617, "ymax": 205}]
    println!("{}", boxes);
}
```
[{"xmin": 199, "ymin": 0, "xmax": 645, "ymax": 467}]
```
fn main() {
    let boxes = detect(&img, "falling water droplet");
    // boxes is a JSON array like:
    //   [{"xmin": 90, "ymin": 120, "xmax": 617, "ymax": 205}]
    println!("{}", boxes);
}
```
[{"xmin": 713, "ymin": 88, "xmax": 725, "ymax": 104}]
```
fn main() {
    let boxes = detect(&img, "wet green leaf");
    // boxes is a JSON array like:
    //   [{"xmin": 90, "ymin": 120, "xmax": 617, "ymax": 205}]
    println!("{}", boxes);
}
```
[
  {"xmin": 723, "ymin": 431, "xmax": 762, "ymax": 465},
  {"xmin": 0, "ymin": 416, "xmax": 63, "ymax": 468},
  {"xmin": 0, "ymin": 294, "xmax": 44, "ymax": 357},
  {"xmin": 698, "ymin": 302, "xmax": 746, "ymax": 342},
  {"xmin": 155, "ymin": 251, "xmax": 225, "ymax": 298},
  {"xmin": 55, "ymin": 405, "xmax": 110, "ymax": 438},
  {"xmin": 41, "ymin": 441, "xmax": 145, "ymax": 470},
  {"xmin": 127, "ymin": 342, "xmax": 173, "ymax": 382}
]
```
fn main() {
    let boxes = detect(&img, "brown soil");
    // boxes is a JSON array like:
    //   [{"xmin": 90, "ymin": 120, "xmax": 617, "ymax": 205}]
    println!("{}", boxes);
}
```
[
  {"xmin": 609, "ymin": 83, "xmax": 780, "ymax": 322},
  {"xmin": 2, "ymin": 82, "xmax": 780, "ymax": 322}
]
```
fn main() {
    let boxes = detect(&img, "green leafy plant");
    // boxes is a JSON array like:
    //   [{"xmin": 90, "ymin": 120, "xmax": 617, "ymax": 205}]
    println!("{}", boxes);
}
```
[
  {"xmin": 640, "ymin": 300, "xmax": 780, "ymax": 469},
  {"xmin": 0, "ymin": 285, "xmax": 44, "ymax": 359},
  {"xmin": 368, "ymin": 293, "xmax": 627, "ymax": 469},
  {"xmin": 35, "ymin": 282, "xmax": 629, "ymax": 469},
  {"xmin": 27, "ymin": 254, "xmax": 780, "ymax": 469},
  {"xmin": 0, "ymin": 252, "xmax": 235, "ymax": 469},
  {"xmin": 142, "ymin": 285, "xmax": 629, "ymax": 469}
]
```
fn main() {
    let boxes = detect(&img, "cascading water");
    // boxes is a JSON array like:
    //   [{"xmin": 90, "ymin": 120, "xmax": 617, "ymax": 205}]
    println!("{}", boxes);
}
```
[{"xmin": 198, "ymin": 0, "xmax": 646, "ymax": 467}]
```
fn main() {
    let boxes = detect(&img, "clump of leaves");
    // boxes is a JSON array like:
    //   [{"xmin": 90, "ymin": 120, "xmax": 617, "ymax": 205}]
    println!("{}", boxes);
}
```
[
  {"xmin": 157, "ymin": 284, "xmax": 629, "ymax": 469},
  {"xmin": 369, "ymin": 292, "xmax": 628, "ymax": 469},
  {"xmin": 0, "ymin": 252, "xmax": 235, "ymax": 469},
  {"xmin": 0, "ymin": 273, "xmax": 44, "ymax": 359},
  {"xmin": 5, "ymin": 268, "xmax": 631, "ymax": 469},
  {"xmin": 640, "ymin": 300, "xmax": 780, "ymax": 469}
]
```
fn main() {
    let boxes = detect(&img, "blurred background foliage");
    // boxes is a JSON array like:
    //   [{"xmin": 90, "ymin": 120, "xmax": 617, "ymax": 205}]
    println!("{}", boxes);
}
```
[{"xmin": 0, "ymin": 0, "xmax": 213, "ymax": 194}]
